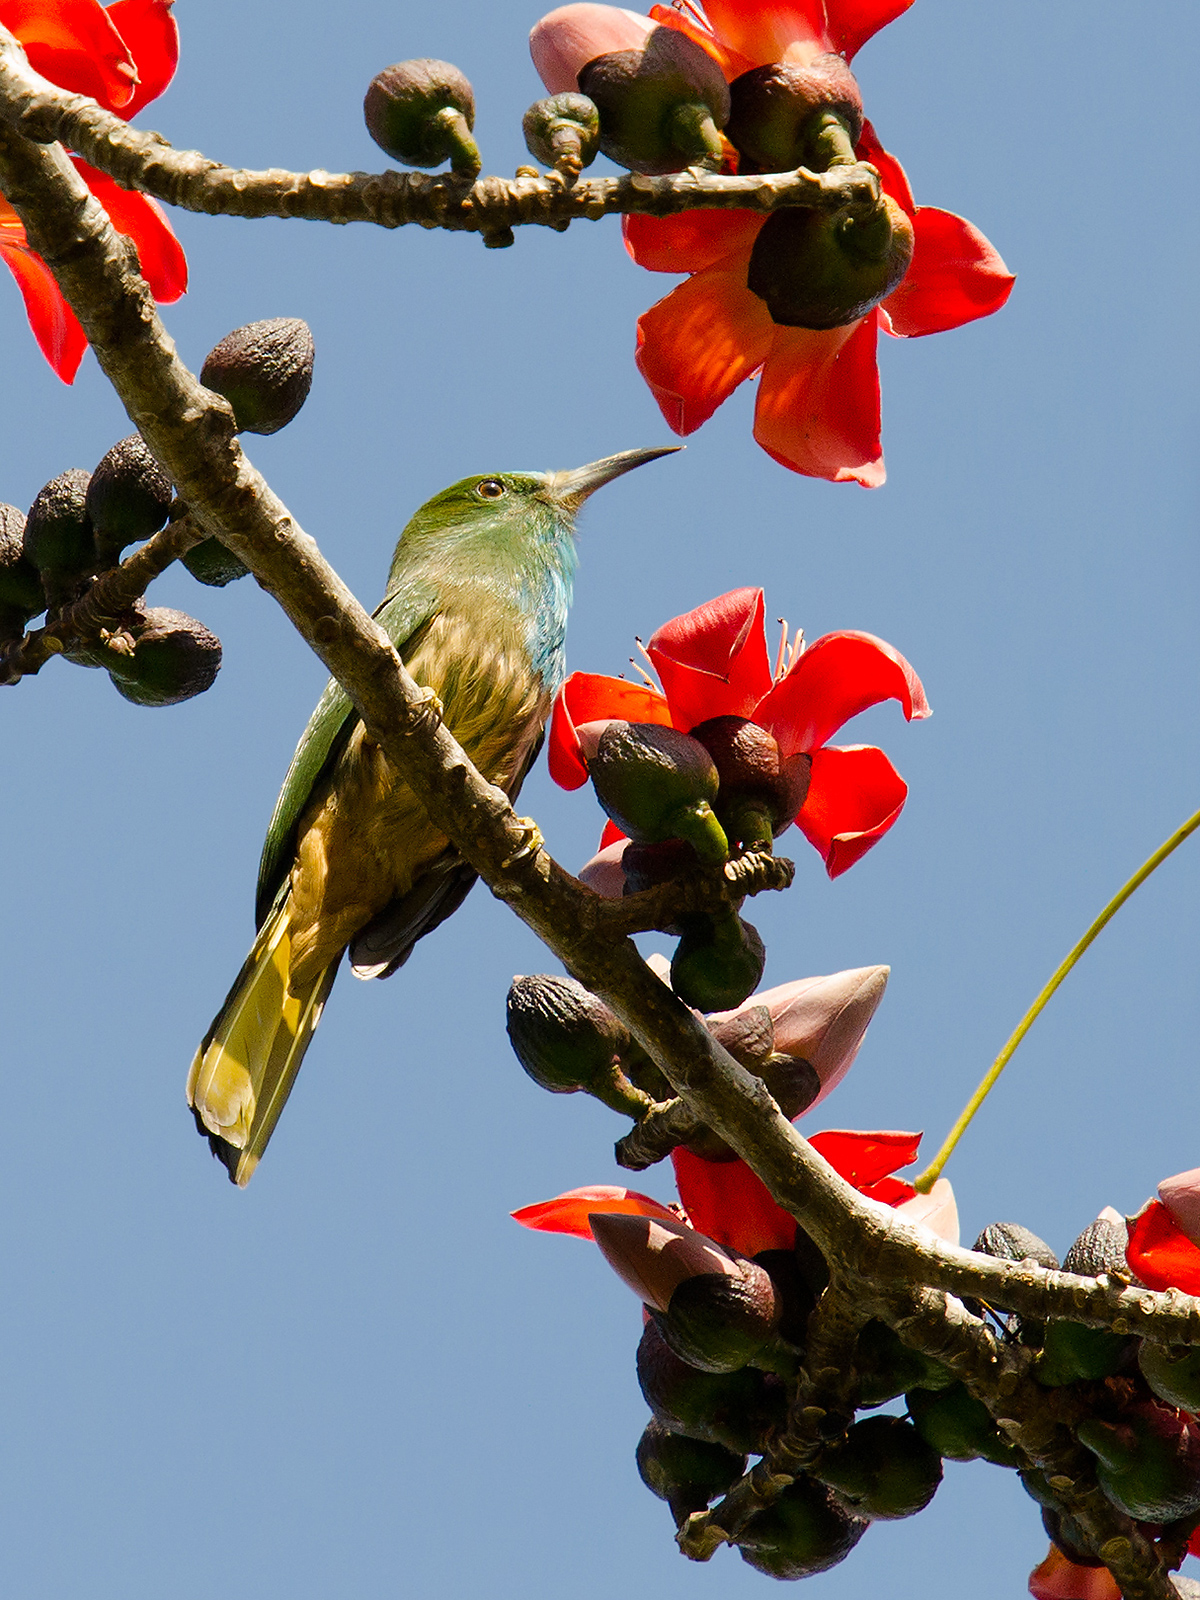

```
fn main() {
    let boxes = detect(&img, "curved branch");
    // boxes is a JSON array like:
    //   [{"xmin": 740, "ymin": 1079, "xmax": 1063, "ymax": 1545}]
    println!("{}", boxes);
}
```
[{"xmin": 0, "ymin": 24, "xmax": 879, "ymax": 237}]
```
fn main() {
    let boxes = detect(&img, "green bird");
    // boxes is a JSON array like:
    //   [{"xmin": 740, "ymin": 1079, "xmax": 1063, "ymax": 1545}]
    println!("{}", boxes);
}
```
[{"xmin": 188, "ymin": 447, "xmax": 675, "ymax": 1186}]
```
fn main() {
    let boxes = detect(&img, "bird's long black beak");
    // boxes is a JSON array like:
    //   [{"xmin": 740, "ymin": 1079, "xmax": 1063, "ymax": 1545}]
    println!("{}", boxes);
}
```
[{"xmin": 546, "ymin": 446, "xmax": 681, "ymax": 510}]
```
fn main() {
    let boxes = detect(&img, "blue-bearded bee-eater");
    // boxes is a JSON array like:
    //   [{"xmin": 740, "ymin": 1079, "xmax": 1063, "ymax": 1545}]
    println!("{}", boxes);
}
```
[{"xmin": 187, "ymin": 447, "xmax": 676, "ymax": 1185}]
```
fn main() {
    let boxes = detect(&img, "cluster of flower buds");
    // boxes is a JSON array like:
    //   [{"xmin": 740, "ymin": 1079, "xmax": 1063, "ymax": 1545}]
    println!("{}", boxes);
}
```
[{"xmin": 0, "ymin": 317, "xmax": 315, "ymax": 701}]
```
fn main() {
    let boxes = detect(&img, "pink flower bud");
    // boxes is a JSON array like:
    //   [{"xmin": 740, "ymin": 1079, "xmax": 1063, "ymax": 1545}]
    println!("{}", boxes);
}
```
[
  {"xmin": 710, "ymin": 965, "xmax": 888, "ymax": 1114},
  {"xmin": 1158, "ymin": 1166, "xmax": 1200, "ymax": 1247},
  {"xmin": 577, "ymin": 837, "xmax": 629, "ymax": 897},
  {"xmin": 588, "ymin": 1210, "xmax": 746, "ymax": 1311},
  {"xmin": 530, "ymin": 3, "xmax": 656, "ymax": 95}
]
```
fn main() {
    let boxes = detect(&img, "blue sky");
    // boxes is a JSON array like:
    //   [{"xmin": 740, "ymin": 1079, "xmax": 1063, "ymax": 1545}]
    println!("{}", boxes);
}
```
[{"xmin": 0, "ymin": 1, "xmax": 1197, "ymax": 1594}]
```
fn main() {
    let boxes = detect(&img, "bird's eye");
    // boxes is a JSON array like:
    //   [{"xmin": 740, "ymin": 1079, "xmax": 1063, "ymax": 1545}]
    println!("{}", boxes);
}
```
[{"xmin": 477, "ymin": 479, "xmax": 506, "ymax": 499}]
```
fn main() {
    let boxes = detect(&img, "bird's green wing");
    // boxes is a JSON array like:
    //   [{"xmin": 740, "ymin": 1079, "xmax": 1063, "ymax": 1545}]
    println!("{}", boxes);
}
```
[{"xmin": 254, "ymin": 580, "xmax": 440, "ymax": 927}]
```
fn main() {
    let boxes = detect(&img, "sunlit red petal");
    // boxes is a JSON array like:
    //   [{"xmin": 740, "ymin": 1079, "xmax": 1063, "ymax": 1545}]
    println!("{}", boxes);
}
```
[
  {"xmin": 530, "ymin": 3, "xmax": 655, "ymax": 94},
  {"xmin": 1125, "ymin": 1201, "xmax": 1200, "ymax": 1295},
  {"xmin": 1, "ymin": 0, "xmax": 137, "ymax": 109},
  {"xmin": 1029, "ymin": 1546, "xmax": 1122, "ymax": 1600},
  {"xmin": 855, "ymin": 120, "xmax": 915, "ymax": 215},
  {"xmin": 883, "ymin": 207, "xmax": 1015, "ymax": 337},
  {"xmin": 636, "ymin": 252, "xmax": 773, "ymax": 436},
  {"xmin": 647, "ymin": 4, "xmax": 754, "ymax": 77},
  {"xmin": 105, "ymin": 0, "xmax": 178, "ymax": 117},
  {"xmin": 599, "ymin": 818, "xmax": 626, "ymax": 849},
  {"xmin": 549, "ymin": 672, "xmax": 671, "ymax": 789},
  {"xmin": 647, "ymin": 586, "xmax": 773, "ymax": 730},
  {"xmin": 623, "ymin": 209, "xmax": 764, "ymax": 274},
  {"xmin": 512, "ymin": 1185, "xmax": 678, "ymax": 1240},
  {"xmin": 676, "ymin": 0, "xmax": 830, "ymax": 68},
  {"xmin": 671, "ymin": 1149, "xmax": 797, "ymax": 1255},
  {"xmin": 860, "ymin": 1175, "xmax": 916, "ymax": 1206},
  {"xmin": 0, "ymin": 236, "xmax": 88, "ymax": 381},
  {"xmin": 808, "ymin": 1128, "xmax": 921, "ymax": 1188},
  {"xmin": 755, "ymin": 630, "xmax": 929, "ymax": 758},
  {"xmin": 73, "ymin": 160, "xmax": 186, "ymax": 301},
  {"xmin": 828, "ymin": 0, "xmax": 914, "ymax": 63},
  {"xmin": 796, "ymin": 744, "xmax": 908, "ymax": 877},
  {"xmin": 753, "ymin": 315, "xmax": 884, "ymax": 488}
]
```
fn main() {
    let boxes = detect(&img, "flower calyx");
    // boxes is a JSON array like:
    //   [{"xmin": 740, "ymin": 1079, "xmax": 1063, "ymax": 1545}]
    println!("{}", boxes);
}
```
[
  {"xmin": 748, "ymin": 192, "xmax": 914, "ymax": 330},
  {"xmin": 588, "ymin": 720, "xmax": 730, "ymax": 865},
  {"xmin": 363, "ymin": 59, "xmax": 482, "ymax": 177},
  {"xmin": 576, "ymin": 25, "xmax": 730, "ymax": 174},
  {"xmin": 726, "ymin": 58, "xmax": 864, "ymax": 175}
]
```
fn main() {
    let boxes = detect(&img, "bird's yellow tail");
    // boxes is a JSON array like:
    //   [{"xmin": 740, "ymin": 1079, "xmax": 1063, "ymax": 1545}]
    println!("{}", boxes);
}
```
[{"xmin": 187, "ymin": 893, "xmax": 337, "ymax": 1186}]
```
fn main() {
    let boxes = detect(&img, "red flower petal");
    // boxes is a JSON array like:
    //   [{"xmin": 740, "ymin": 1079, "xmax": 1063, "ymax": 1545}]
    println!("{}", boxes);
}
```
[
  {"xmin": 0, "ymin": 235, "xmax": 88, "ymax": 382},
  {"xmin": 856, "ymin": 120, "xmax": 915, "ymax": 215},
  {"xmin": 883, "ymin": 207, "xmax": 1015, "ymax": 338},
  {"xmin": 512, "ymin": 1185, "xmax": 678, "ymax": 1240},
  {"xmin": 827, "ymin": 0, "xmax": 915, "ymax": 63},
  {"xmin": 860, "ymin": 1175, "xmax": 917, "ymax": 1205},
  {"xmin": 73, "ymin": 160, "xmax": 187, "ymax": 302},
  {"xmin": 671, "ymin": 1149, "xmax": 797, "ymax": 1255},
  {"xmin": 549, "ymin": 672, "xmax": 672, "ymax": 790},
  {"xmin": 679, "ymin": 0, "xmax": 830, "ymax": 67},
  {"xmin": 1, "ymin": 0, "xmax": 137, "ymax": 109},
  {"xmin": 755, "ymin": 630, "xmax": 930, "ymax": 758},
  {"xmin": 796, "ymin": 743, "xmax": 908, "ymax": 877},
  {"xmin": 753, "ymin": 315, "xmax": 885, "ymax": 488},
  {"xmin": 808, "ymin": 1128, "xmax": 921, "ymax": 1188},
  {"xmin": 1125, "ymin": 1201, "xmax": 1200, "ymax": 1295},
  {"xmin": 648, "ymin": 4, "xmax": 755, "ymax": 77},
  {"xmin": 647, "ymin": 586, "xmax": 774, "ymax": 731},
  {"xmin": 623, "ymin": 210, "xmax": 764, "ymax": 275},
  {"xmin": 599, "ymin": 818, "xmax": 626, "ymax": 849},
  {"xmin": 1029, "ymin": 1546, "xmax": 1122, "ymax": 1600},
  {"xmin": 636, "ymin": 252, "xmax": 774, "ymax": 436},
  {"xmin": 105, "ymin": 0, "xmax": 178, "ymax": 117}
]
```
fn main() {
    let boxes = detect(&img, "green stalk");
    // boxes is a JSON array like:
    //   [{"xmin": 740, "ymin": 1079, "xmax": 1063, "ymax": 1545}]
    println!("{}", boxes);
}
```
[{"xmin": 914, "ymin": 804, "xmax": 1200, "ymax": 1194}]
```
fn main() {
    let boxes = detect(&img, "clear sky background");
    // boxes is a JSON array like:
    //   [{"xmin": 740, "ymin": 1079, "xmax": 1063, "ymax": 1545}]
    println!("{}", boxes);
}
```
[{"xmin": 1, "ymin": 1, "xmax": 1198, "ymax": 1595}]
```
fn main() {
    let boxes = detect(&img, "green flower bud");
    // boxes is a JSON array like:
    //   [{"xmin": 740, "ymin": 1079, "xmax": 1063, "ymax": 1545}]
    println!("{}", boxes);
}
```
[
  {"xmin": 0, "ymin": 503, "xmax": 44, "ymax": 636},
  {"xmin": 200, "ymin": 318, "xmax": 315, "ymax": 436},
  {"xmin": 23, "ymin": 469, "xmax": 96, "ymax": 597},
  {"xmin": 670, "ymin": 909, "xmax": 764, "ymax": 1011},
  {"xmin": 590, "ymin": 721, "xmax": 728, "ymax": 863},
  {"xmin": 907, "ymin": 1382, "xmax": 1019, "ymax": 1466},
  {"xmin": 635, "ymin": 1418, "xmax": 746, "ymax": 1525},
  {"xmin": 85, "ymin": 435, "xmax": 172, "ymax": 563},
  {"xmin": 1034, "ymin": 1320, "xmax": 1131, "ymax": 1387},
  {"xmin": 103, "ymin": 605, "xmax": 222, "ymax": 707},
  {"xmin": 737, "ymin": 1475, "xmax": 867, "ymax": 1579},
  {"xmin": 363, "ymin": 59, "xmax": 481, "ymax": 177},
  {"xmin": 1076, "ymin": 1402, "xmax": 1200, "ymax": 1523},
  {"xmin": 636, "ymin": 1317, "xmax": 783, "ymax": 1455},
  {"xmin": 854, "ymin": 1319, "xmax": 954, "ymax": 1407},
  {"xmin": 726, "ymin": 57, "xmax": 863, "ymax": 173},
  {"xmin": 577, "ymin": 26, "xmax": 729, "ymax": 175},
  {"xmin": 748, "ymin": 194, "xmax": 914, "ymax": 330},
  {"xmin": 505, "ymin": 973, "xmax": 646, "ymax": 1114},
  {"xmin": 522, "ymin": 93, "xmax": 600, "ymax": 178},
  {"xmin": 654, "ymin": 1262, "xmax": 783, "ymax": 1374},
  {"xmin": 181, "ymin": 536, "xmax": 250, "ymax": 588},
  {"xmin": 1138, "ymin": 1342, "xmax": 1200, "ymax": 1412},
  {"xmin": 690, "ymin": 714, "xmax": 811, "ymax": 852},
  {"xmin": 813, "ymin": 1415, "xmax": 943, "ymax": 1520}
]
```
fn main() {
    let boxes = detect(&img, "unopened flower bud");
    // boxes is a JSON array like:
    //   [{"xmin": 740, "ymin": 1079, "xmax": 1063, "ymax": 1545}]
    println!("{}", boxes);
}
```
[
  {"xmin": 748, "ymin": 195, "xmax": 914, "ymax": 330},
  {"xmin": 531, "ymin": 4, "xmax": 655, "ymax": 95},
  {"xmin": 182, "ymin": 536, "xmax": 250, "ymax": 588},
  {"xmin": 201, "ymin": 318, "xmax": 315, "ymax": 436},
  {"xmin": 737, "ymin": 1475, "xmax": 867, "ymax": 1579},
  {"xmin": 813, "ymin": 1415, "xmax": 942, "ymax": 1521},
  {"xmin": 589, "ymin": 721, "xmax": 728, "ymax": 864},
  {"xmin": 589, "ymin": 1211, "xmax": 744, "ymax": 1309},
  {"xmin": 689, "ymin": 714, "xmax": 811, "ymax": 851},
  {"xmin": 0, "ymin": 504, "xmax": 43, "ymax": 637},
  {"xmin": 506, "ymin": 973, "xmax": 647, "ymax": 1115},
  {"xmin": 854, "ymin": 1318, "xmax": 953, "ymax": 1406},
  {"xmin": 577, "ymin": 25, "xmax": 730, "ymax": 174},
  {"xmin": 363, "ymin": 59, "xmax": 481, "ymax": 177},
  {"xmin": 103, "ymin": 604, "xmax": 222, "ymax": 706},
  {"xmin": 726, "ymin": 57, "xmax": 863, "ymax": 173},
  {"xmin": 670, "ymin": 909, "xmax": 765, "ymax": 1011},
  {"xmin": 907, "ymin": 1382, "xmax": 1019, "ymax": 1467},
  {"xmin": 85, "ymin": 435, "xmax": 172, "ymax": 563},
  {"xmin": 1076, "ymin": 1402, "xmax": 1200, "ymax": 1522},
  {"xmin": 523, "ymin": 93, "xmax": 601, "ymax": 178},
  {"xmin": 706, "ymin": 1004, "xmax": 774, "ymax": 1068},
  {"xmin": 23, "ymin": 469, "xmax": 96, "ymax": 599},
  {"xmin": 972, "ymin": 1222, "xmax": 1059, "ymax": 1270},
  {"xmin": 635, "ymin": 1418, "xmax": 746, "ymax": 1525},
  {"xmin": 636, "ymin": 1316, "xmax": 783, "ymax": 1453}
]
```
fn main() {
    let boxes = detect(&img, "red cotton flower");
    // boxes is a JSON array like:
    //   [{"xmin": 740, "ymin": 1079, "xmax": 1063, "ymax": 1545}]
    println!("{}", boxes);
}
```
[
  {"xmin": 549, "ymin": 585, "xmax": 929, "ymax": 877},
  {"xmin": 531, "ymin": 1, "xmax": 1015, "ymax": 486},
  {"xmin": 0, "ymin": 0, "xmax": 187, "ymax": 382}
]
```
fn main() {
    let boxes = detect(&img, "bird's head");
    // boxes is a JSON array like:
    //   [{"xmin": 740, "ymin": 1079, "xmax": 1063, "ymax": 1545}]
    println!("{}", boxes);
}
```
[{"xmin": 386, "ymin": 447, "xmax": 679, "ymax": 586}]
